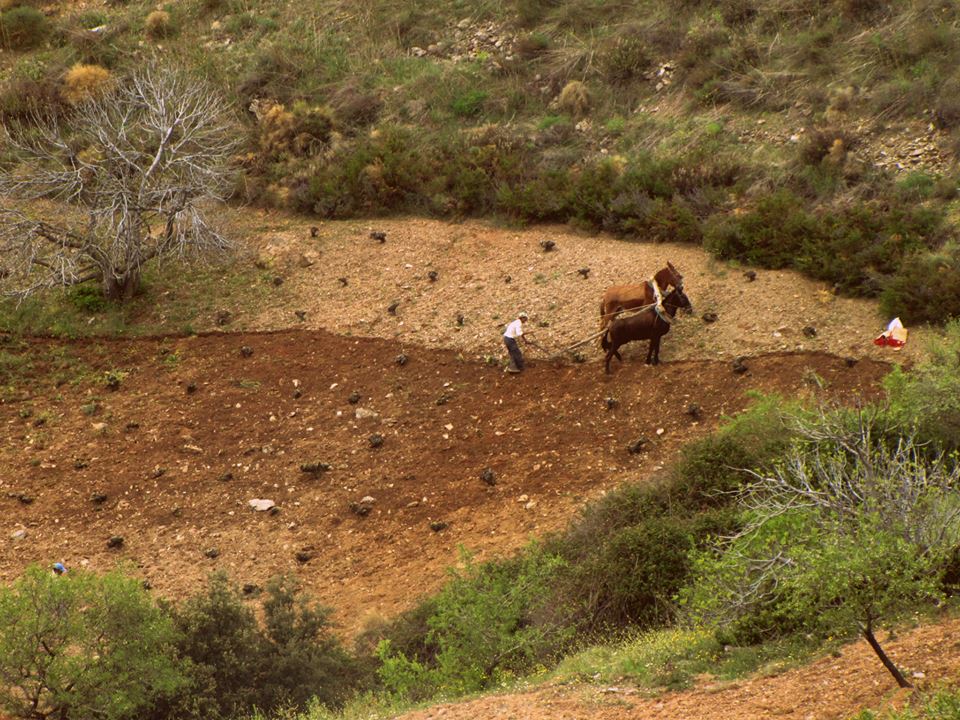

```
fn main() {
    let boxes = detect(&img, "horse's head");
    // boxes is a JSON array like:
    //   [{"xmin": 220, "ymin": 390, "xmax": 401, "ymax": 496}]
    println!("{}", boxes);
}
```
[
  {"xmin": 655, "ymin": 262, "xmax": 684, "ymax": 292},
  {"xmin": 664, "ymin": 287, "xmax": 693, "ymax": 316}
]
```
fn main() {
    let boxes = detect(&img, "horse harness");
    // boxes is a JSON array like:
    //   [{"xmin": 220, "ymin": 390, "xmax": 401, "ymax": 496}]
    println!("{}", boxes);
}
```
[{"xmin": 648, "ymin": 278, "xmax": 672, "ymax": 325}]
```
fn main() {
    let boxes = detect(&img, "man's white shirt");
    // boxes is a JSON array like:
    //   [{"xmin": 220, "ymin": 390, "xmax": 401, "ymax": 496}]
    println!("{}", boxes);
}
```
[{"xmin": 504, "ymin": 319, "xmax": 524, "ymax": 339}]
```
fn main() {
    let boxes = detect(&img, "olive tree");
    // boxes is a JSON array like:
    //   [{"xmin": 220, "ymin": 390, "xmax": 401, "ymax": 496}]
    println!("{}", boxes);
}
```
[
  {"xmin": 687, "ymin": 410, "xmax": 960, "ymax": 689},
  {"xmin": 0, "ymin": 565, "xmax": 185, "ymax": 720},
  {"xmin": 0, "ymin": 63, "xmax": 238, "ymax": 302}
]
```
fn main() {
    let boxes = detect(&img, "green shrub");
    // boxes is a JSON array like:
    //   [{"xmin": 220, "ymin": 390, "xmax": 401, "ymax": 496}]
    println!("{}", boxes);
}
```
[
  {"xmin": 0, "ymin": 76, "xmax": 63, "ymax": 119},
  {"xmin": 0, "ymin": 565, "xmax": 185, "ymax": 720},
  {"xmin": 571, "ymin": 518, "xmax": 694, "ymax": 629},
  {"xmin": 704, "ymin": 191, "xmax": 949, "ymax": 300},
  {"xmin": 600, "ymin": 36, "xmax": 651, "ymax": 85},
  {"xmin": 686, "ymin": 414, "xmax": 960, "ymax": 687},
  {"xmin": 515, "ymin": 31, "xmax": 550, "ymax": 58},
  {"xmin": 880, "ymin": 242, "xmax": 960, "ymax": 323},
  {"xmin": 883, "ymin": 318, "xmax": 960, "ymax": 449},
  {"xmin": 704, "ymin": 190, "xmax": 813, "ymax": 268},
  {"xmin": 377, "ymin": 547, "xmax": 570, "ymax": 699},
  {"xmin": 450, "ymin": 88, "xmax": 488, "ymax": 118},
  {"xmin": 152, "ymin": 572, "xmax": 359, "ymax": 720},
  {"xmin": 0, "ymin": 6, "xmax": 48, "ymax": 49},
  {"xmin": 76, "ymin": 10, "xmax": 108, "ymax": 28}
]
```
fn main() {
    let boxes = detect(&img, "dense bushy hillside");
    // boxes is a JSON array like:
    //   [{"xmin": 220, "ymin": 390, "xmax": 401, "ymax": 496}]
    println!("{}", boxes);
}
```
[{"xmin": 1, "ymin": 0, "xmax": 959, "ymax": 320}]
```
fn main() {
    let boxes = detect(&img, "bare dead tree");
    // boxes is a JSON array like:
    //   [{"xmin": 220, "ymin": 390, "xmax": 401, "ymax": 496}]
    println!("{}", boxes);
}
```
[{"xmin": 0, "ymin": 63, "xmax": 239, "ymax": 301}]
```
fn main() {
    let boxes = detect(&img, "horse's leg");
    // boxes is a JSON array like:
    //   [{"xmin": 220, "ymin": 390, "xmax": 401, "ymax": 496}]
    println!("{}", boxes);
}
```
[
  {"xmin": 651, "ymin": 335, "xmax": 662, "ymax": 365},
  {"xmin": 645, "ymin": 339, "xmax": 653, "ymax": 365},
  {"xmin": 614, "ymin": 347, "xmax": 623, "ymax": 363},
  {"xmin": 605, "ymin": 349, "xmax": 613, "ymax": 374}
]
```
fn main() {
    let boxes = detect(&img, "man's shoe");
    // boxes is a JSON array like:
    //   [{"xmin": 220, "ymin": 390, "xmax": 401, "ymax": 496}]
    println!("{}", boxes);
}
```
[{"xmin": 505, "ymin": 364, "xmax": 521, "ymax": 373}]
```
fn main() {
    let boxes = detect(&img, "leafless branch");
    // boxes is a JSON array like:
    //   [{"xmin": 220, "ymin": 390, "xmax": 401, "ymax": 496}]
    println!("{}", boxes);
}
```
[{"xmin": 0, "ymin": 62, "xmax": 240, "ymax": 301}]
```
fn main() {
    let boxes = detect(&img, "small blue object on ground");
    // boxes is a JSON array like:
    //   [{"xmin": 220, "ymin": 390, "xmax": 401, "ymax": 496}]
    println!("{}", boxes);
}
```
[{"xmin": 52, "ymin": 563, "xmax": 67, "ymax": 575}]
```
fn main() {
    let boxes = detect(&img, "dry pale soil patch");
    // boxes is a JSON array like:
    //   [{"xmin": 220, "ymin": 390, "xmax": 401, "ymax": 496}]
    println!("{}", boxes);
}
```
[{"xmin": 0, "ymin": 214, "xmax": 939, "ymax": 720}]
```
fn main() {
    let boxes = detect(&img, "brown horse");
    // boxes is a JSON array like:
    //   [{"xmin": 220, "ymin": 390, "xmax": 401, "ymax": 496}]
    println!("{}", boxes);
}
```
[
  {"xmin": 599, "ymin": 262, "xmax": 684, "ymax": 341},
  {"xmin": 602, "ymin": 287, "xmax": 692, "ymax": 373}
]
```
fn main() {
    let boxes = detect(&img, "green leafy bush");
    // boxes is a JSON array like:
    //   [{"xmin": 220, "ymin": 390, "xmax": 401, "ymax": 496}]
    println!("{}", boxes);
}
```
[
  {"xmin": 450, "ymin": 88, "xmax": 488, "ymax": 118},
  {"xmin": 151, "ymin": 572, "xmax": 358, "ymax": 720},
  {"xmin": 0, "ymin": 5, "xmax": 48, "ymax": 49},
  {"xmin": 883, "ymin": 319, "xmax": 960, "ymax": 449},
  {"xmin": 377, "ymin": 547, "xmax": 570, "ymax": 699},
  {"xmin": 0, "ymin": 565, "xmax": 185, "ymax": 720},
  {"xmin": 70, "ymin": 284, "xmax": 109, "ymax": 313},
  {"xmin": 686, "ymin": 412, "xmax": 960, "ymax": 687},
  {"xmin": 569, "ymin": 518, "xmax": 694, "ymax": 629},
  {"xmin": 880, "ymin": 243, "xmax": 960, "ymax": 324}
]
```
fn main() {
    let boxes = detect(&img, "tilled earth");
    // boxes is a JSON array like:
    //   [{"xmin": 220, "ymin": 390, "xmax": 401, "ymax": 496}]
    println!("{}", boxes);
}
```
[{"xmin": 0, "ymin": 330, "xmax": 887, "ymax": 636}]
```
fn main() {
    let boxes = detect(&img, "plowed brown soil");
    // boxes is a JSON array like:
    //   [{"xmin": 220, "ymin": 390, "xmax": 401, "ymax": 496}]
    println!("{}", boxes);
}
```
[{"xmin": 0, "ymin": 330, "xmax": 888, "ymax": 634}]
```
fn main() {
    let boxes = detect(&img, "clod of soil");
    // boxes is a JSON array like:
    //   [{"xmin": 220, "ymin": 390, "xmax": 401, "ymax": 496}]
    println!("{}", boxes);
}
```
[
  {"xmin": 300, "ymin": 462, "xmax": 331, "ymax": 474},
  {"xmin": 106, "ymin": 535, "xmax": 124, "ymax": 549},
  {"xmin": 350, "ymin": 502, "xmax": 371, "ymax": 517}
]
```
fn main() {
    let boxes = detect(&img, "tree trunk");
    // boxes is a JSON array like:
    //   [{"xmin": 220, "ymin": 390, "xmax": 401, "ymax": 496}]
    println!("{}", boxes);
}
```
[
  {"xmin": 862, "ymin": 622, "xmax": 913, "ymax": 689},
  {"xmin": 101, "ymin": 268, "xmax": 141, "ymax": 302}
]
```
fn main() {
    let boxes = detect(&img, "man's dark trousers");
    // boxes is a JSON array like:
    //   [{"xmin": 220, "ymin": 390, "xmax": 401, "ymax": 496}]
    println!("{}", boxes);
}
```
[{"xmin": 504, "ymin": 336, "xmax": 524, "ymax": 370}]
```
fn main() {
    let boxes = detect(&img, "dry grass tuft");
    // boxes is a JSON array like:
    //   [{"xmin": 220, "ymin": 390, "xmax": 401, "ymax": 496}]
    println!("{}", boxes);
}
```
[
  {"xmin": 144, "ymin": 10, "xmax": 173, "ymax": 39},
  {"xmin": 61, "ymin": 64, "xmax": 112, "ymax": 105},
  {"xmin": 558, "ymin": 80, "xmax": 591, "ymax": 117}
]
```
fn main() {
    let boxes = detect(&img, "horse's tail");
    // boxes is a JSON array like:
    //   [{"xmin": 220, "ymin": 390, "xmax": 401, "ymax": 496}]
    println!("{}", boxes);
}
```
[{"xmin": 600, "ymin": 329, "xmax": 611, "ymax": 351}]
